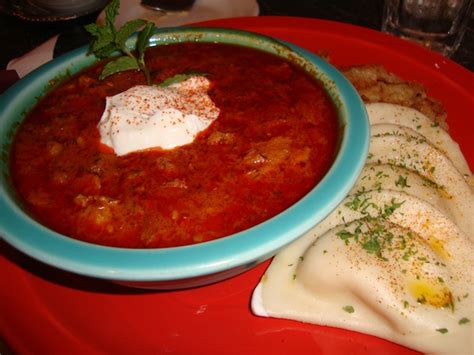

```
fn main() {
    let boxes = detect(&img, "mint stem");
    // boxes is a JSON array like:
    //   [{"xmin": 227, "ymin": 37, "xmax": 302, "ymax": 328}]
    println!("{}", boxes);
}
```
[
  {"xmin": 124, "ymin": 48, "xmax": 150, "ymax": 84},
  {"xmin": 141, "ymin": 65, "xmax": 151, "ymax": 85}
]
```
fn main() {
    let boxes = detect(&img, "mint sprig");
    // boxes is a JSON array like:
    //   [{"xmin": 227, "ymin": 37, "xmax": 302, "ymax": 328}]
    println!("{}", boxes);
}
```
[
  {"xmin": 84, "ymin": 0, "xmax": 154, "ymax": 84},
  {"xmin": 157, "ymin": 72, "xmax": 208, "ymax": 87}
]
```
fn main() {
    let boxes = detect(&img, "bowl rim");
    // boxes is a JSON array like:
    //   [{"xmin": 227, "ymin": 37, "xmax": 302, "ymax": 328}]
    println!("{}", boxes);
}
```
[{"xmin": 0, "ymin": 26, "xmax": 369, "ymax": 282}]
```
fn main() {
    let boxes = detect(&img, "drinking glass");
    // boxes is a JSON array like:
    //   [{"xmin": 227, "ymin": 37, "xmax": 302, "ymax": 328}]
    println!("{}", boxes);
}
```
[{"xmin": 382, "ymin": 0, "xmax": 474, "ymax": 57}]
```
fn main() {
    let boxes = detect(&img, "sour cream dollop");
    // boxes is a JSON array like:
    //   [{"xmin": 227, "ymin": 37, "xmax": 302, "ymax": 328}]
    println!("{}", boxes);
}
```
[{"xmin": 98, "ymin": 76, "xmax": 220, "ymax": 156}]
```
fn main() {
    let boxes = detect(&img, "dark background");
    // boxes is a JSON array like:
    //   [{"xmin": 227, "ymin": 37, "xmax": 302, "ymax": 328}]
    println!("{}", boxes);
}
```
[{"xmin": 0, "ymin": 0, "xmax": 473, "ymax": 72}]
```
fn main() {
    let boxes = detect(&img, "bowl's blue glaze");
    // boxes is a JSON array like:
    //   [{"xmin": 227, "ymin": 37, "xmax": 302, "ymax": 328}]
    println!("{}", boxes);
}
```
[{"xmin": 0, "ymin": 27, "xmax": 369, "ymax": 289}]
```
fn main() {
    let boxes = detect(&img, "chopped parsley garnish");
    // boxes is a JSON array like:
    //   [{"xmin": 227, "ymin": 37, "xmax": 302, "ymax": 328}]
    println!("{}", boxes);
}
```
[
  {"xmin": 459, "ymin": 318, "xmax": 470, "ymax": 325},
  {"xmin": 401, "ymin": 244, "xmax": 417, "ymax": 261},
  {"xmin": 417, "ymin": 295, "xmax": 427, "ymax": 304},
  {"xmin": 421, "ymin": 176, "xmax": 440, "ymax": 189},
  {"xmin": 362, "ymin": 238, "xmax": 381, "ymax": 255},
  {"xmin": 342, "ymin": 305, "xmax": 355, "ymax": 313},
  {"xmin": 336, "ymin": 192, "xmax": 409, "ymax": 260},
  {"xmin": 381, "ymin": 199, "xmax": 404, "ymax": 218},
  {"xmin": 337, "ymin": 230, "xmax": 353, "ymax": 243},
  {"xmin": 395, "ymin": 175, "xmax": 410, "ymax": 188},
  {"xmin": 436, "ymin": 328, "xmax": 448, "ymax": 334}
]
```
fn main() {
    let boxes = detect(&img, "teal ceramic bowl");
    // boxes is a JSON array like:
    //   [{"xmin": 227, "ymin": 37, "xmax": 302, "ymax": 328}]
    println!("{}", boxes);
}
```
[{"xmin": 0, "ymin": 27, "xmax": 369, "ymax": 289}]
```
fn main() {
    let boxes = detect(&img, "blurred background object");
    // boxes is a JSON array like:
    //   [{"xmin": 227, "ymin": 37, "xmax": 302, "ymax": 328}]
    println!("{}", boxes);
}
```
[
  {"xmin": 140, "ymin": 0, "xmax": 196, "ymax": 11},
  {"xmin": 0, "ymin": 0, "xmax": 258, "ymax": 81},
  {"xmin": 382, "ymin": 0, "xmax": 474, "ymax": 57},
  {"xmin": 0, "ymin": 0, "xmax": 109, "ymax": 21},
  {"xmin": 0, "ymin": 0, "xmax": 472, "ymax": 72}
]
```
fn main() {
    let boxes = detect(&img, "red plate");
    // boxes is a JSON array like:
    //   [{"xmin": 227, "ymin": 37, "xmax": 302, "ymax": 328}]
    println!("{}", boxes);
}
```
[{"xmin": 1, "ymin": 17, "xmax": 473, "ymax": 355}]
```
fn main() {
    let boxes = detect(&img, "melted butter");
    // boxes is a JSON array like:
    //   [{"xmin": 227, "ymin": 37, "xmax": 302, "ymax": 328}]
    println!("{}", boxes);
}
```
[
  {"xmin": 427, "ymin": 236, "xmax": 451, "ymax": 260},
  {"xmin": 437, "ymin": 187, "xmax": 453, "ymax": 200},
  {"xmin": 408, "ymin": 278, "xmax": 453, "ymax": 309}
]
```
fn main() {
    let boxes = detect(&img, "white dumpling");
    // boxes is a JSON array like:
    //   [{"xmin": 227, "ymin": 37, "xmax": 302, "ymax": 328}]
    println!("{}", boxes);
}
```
[
  {"xmin": 368, "ymin": 133, "xmax": 474, "ymax": 236},
  {"xmin": 366, "ymin": 103, "xmax": 472, "ymax": 178},
  {"xmin": 252, "ymin": 103, "xmax": 474, "ymax": 355},
  {"xmin": 252, "ymin": 190, "xmax": 473, "ymax": 355}
]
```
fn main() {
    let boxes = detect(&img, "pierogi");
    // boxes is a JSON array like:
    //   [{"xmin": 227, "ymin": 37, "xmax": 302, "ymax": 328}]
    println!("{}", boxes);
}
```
[{"xmin": 251, "ymin": 103, "xmax": 474, "ymax": 355}]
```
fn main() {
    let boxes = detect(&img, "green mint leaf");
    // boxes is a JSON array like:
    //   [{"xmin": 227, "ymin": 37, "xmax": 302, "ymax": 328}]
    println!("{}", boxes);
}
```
[
  {"xmin": 85, "ymin": 21, "xmax": 117, "ymax": 57},
  {"xmin": 84, "ymin": 23, "xmax": 101, "ymax": 37},
  {"xmin": 158, "ymin": 73, "xmax": 207, "ymax": 87},
  {"xmin": 91, "ymin": 30, "xmax": 115, "ymax": 54},
  {"xmin": 94, "ymin": 43, "xmax": 118, "ymax": 59},
  {"xmin": 116, "ymin": 19, "xmax": 148, "ymax": 50},
  {"xmin": 84, "ymin": 0, "xmax": 120, "ymax": 57},
  {"xmin": 342, "ymin": 305, "xmax": 355, "ymax": 313},
  {"xmin": 137, "ymin": 22, "xmax": 155, "ymax": 64},
  {"xmin": 100, "ymin": 56, "xmax": 140, "ymax": 80},
  {"xmin": 84, "ymin": 0, "xmax": 154, "ymax": 84},
  {"xmin": 136, "ymin": 22, "xmax": 155, "ymax": 84},
  {"xmin": 105, "ymin": 0, "xmax": 120, "ymax": 34}
]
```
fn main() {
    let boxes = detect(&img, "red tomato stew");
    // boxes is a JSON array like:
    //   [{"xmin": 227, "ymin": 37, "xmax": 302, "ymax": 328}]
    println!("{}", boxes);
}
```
[{"xmin": 10, "ymin": 43, "xmax": 340, "ymax": 248}]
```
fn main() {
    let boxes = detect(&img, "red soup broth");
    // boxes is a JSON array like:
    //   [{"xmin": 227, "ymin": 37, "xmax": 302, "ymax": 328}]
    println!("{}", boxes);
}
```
[{"xmin": 10, "ymin": 42, "xmax": 340, "ymax": 248}]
